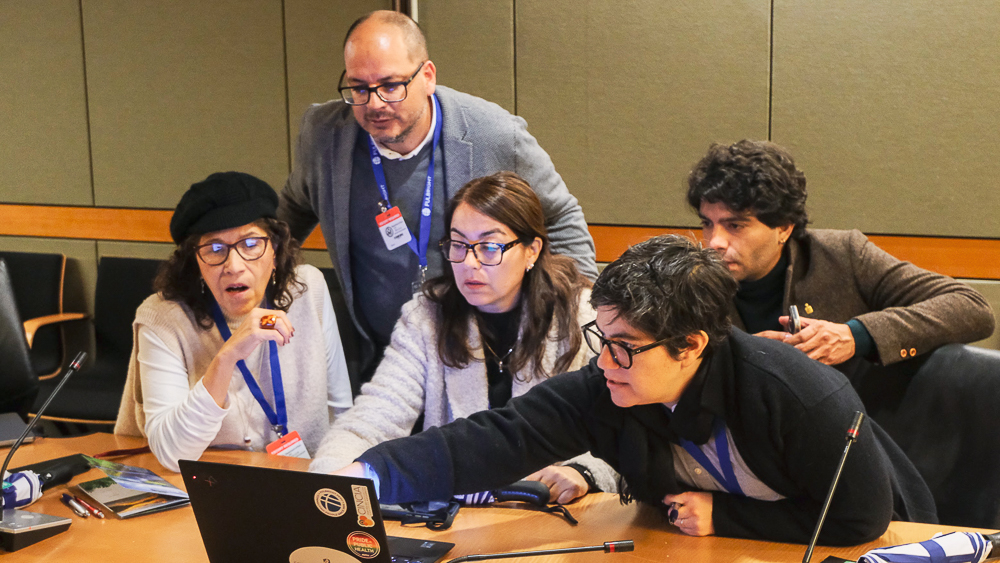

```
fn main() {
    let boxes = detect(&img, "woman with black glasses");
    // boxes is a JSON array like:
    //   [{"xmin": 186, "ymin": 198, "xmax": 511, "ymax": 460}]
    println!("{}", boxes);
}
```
[
  {"xmin": 115, "ymin": 172, "xmax": 353, "ymax": 472},
  {"xmin": 310, "ymin": 171, "xmax": 615, "ymax": 503}
]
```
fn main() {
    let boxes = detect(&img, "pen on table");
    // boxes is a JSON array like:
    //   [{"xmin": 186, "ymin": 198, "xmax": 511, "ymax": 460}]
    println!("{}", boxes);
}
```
[
  {"xmin": 73, "ymin": 494, "xmax": 105, "ymax": 518},
  {"xmin": 61, "ymin": 493, "xmax": 89, "ymax": 518}
]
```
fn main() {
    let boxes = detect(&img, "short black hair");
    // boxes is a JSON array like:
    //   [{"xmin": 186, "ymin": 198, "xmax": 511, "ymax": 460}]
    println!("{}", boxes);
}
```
[
  {"xmin": 590, "ymin": 235, "xmax": 737, "ymax": 359},
  {"xmin": 686, "ymin": 140, "xmax": 809, "ymax": 237}
]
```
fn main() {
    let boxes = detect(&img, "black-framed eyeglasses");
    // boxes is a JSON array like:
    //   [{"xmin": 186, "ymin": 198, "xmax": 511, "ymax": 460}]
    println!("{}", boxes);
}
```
[
  {"xmin": 195, "ymin": 237, "xmax": 270, "ymax": 266},
  {"xmin": 338, "ymin": 61, "xmax": 426, "ymax": 106},
  {"xmin": 439, "ymin": 239, "xmax": 524, "ymax": 266},
  {"xmin": 582, "ymin": 320, "xmax": 670, "ymax": 369}
]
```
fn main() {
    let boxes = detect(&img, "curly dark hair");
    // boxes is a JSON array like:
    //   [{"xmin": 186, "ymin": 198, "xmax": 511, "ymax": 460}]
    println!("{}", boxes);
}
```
[
  {"xmin": 424, "ymin": 171, "xmax": 589, "ymax": 380},
  {"xmin": 590, "ymin": 235, "xmax": 737, "ymax": 359},
  {"xmin": 154, "ymin": 217, "xmax": 304, "ymax": 329},
  {"xmin": 686, "ymin": 140, "xmax": 809, "ymax": 238}
]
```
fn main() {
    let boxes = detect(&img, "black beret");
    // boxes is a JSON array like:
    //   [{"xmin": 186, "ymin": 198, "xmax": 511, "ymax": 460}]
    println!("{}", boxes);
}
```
[{"xmin": 170, "ymin": 171, "xmax": 279, "ymax": 244}]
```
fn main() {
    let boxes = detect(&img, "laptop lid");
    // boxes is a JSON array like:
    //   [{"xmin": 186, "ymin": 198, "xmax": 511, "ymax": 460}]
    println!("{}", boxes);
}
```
[{"xmin": 181, "ymin": 459, "xmax": 451, "ymax": 563}]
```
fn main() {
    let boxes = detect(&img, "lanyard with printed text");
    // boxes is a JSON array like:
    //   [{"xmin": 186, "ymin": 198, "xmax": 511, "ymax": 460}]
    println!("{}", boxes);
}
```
[
  {"xmin": 678, "ymin": 417, "xmax": 744, "ymax": 496},
  {"xmin": 367, "ymin": 93, "xmax": 443, "ymax": 285},
  {"xmin": 210, "ymin": 301, "xmax": 287, "ymax": 437}
]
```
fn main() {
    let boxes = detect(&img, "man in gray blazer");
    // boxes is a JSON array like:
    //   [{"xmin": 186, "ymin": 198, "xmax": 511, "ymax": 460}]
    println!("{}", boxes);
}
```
[
  {"xmin": 278, "ymin": 11, "xmax": 596, "ymax": 382},
  {"xmin": 685, "ymin": 139, "xmax": 994, "ymax": 372}
]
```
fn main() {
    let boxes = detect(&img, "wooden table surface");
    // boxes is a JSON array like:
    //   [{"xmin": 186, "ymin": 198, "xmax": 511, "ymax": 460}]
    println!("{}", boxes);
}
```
[{"xmin": 3, "ymin": 433, "xmax": 993, "ymax": 562}]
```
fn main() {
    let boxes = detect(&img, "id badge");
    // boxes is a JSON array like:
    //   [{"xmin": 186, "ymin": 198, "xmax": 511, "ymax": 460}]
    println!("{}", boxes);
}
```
[
  {"xmin": 265, "ymin": 430, "xmax": 311, "ymax": 459},
  {"xmin": 376, "ymin": 206, "xmax": 413, "ymax": 251}
]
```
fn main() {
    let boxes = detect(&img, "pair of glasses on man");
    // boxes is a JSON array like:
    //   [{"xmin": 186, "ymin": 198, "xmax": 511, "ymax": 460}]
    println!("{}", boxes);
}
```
[
  {"xmin": 338, "ymin": 61, "xmax": 427, "ymax": 105},
  {"xmin": 195, "ymin": 237, "xmax": 270, "ymax": 266},
  {"xmin": 582, "ymin": 320, "xmax": 671, "ymax": 369},
  {"xmin": 439, "ymin": 239, "xmax": 524, "ymax": 266}
]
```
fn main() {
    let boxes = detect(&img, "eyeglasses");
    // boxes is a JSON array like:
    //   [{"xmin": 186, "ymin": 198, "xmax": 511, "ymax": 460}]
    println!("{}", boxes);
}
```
[
  {"xmin": 582, "ymin": 320, "xmax": 670, "ymax": 369},
  {"xmin": 195, "ymin": 237, "xmax": 270, "ymax": 266},
  {"xmin": 439, "ymin": 239, "xmax": 524, "ymax": 266},
  {"xmin": 338, "ymin": 61, "xmax": 426, "ymax": 106}
]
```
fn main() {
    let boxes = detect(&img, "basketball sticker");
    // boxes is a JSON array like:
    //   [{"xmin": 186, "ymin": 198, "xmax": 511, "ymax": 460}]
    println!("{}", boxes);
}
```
[{"xmin": 314, "ymin": 489, "xmax": 347, "ymax": 518}]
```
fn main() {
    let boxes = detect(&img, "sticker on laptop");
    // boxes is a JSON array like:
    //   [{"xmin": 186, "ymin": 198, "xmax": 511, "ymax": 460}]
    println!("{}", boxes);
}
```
[
  {"xmin": 346, "ymin": 531, "xmax": 380, "ymax": 559},
  {"xmin": 351, "ymin": 484, "xmax": 376, "ymax": 527},
  {"xmin": 288, "ymin": 545, "xmax": 356, "ymax": 563},
  {"xmin": 314, "ymin": 488, "xmax": 347, "ymax": 517}
]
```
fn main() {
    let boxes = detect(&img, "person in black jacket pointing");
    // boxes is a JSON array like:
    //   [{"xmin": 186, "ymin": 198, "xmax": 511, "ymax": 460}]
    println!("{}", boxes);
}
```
[{"xmin": 334, "ymin": 235, "xmax": 937, "ymax": 545}]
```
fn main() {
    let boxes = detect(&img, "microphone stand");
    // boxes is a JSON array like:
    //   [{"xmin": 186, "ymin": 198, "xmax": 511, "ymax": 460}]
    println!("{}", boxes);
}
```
[
  {"xmin": 445, "ymin": 540, "xmax": 634, "ymax": 563},
  {"xmin": 802, "ymin": 411, "xmax": 865, "ymax": 563},
  {"xmin": 1, "ymin": 352, "xmax": 87, "ymax": 552}
]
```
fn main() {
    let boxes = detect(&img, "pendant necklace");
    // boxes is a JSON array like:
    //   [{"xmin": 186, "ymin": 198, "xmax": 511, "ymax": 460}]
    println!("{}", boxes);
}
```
[{"xmin": 482, "ymin": 339, "xmax": 515, "ymax": 373}]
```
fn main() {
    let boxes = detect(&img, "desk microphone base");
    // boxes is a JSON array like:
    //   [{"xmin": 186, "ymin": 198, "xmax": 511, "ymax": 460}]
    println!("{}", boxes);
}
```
[{"xmin": 0, "ymin": 509, "xmax": 72, "ymax": 552}]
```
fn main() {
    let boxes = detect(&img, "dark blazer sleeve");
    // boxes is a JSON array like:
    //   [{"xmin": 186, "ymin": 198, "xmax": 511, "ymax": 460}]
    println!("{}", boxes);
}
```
[
  {"xmin": 842, "ymin": 230, "xmax": 994, "ymax": 364},
  {"xmin": 358, "ymin": 368, "xmax": 602, "ymax": 504},
  {"xmin": 713, "ymin": 379, "xmax": 895, "ymax": 545}
]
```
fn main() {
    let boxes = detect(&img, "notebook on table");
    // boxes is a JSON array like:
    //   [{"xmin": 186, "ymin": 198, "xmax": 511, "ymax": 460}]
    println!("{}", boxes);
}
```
[{"xmin": 179, "ymin": 460, "xmax": 454, "ymax": 563}]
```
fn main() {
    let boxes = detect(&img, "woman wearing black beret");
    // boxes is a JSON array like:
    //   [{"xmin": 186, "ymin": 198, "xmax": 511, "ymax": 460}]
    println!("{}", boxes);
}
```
[{"xmin": 115, "ymin": 171, "xmax": 353, "ymax": 471}]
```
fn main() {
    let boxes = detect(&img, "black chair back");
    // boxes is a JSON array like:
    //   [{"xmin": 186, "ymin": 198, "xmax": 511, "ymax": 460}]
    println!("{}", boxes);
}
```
[
  {"xmin": 30, "ymin": 256, "xmax": 163, "ymax": 424},
  {"xmin": 867, "ymin": 343, "xmax": 1000, "ymax": 528},
  {"xmin": 0, "ymin": 259, "xmax": 39, "ymax": 414},
  {"xmin": 0, "ymin": 250, "xmax": 67, "ymax": 377}
]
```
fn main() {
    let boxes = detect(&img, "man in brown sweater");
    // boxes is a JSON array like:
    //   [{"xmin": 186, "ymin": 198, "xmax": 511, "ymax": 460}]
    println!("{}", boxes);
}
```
[{"xmin": 685, "ymin": 139, "xmax": 994, "ymax": 372}]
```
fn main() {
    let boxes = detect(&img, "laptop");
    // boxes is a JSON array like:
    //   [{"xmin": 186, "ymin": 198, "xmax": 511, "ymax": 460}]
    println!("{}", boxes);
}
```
[{"xmin": 179, "ymin": 460, "xmax": 454, "ymax": 563}]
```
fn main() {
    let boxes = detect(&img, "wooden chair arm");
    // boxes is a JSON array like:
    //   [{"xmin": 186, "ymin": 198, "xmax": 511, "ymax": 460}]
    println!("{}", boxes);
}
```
[{"xmin": 23, "ymin": 312, "xmax": 89, "ymax": 348}]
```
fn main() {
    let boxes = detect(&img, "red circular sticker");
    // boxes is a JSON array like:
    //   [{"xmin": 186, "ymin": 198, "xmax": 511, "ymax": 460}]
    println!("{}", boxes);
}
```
[{"xmin": 346, "ymin": 531, "xmax": 380, "ymax": 559}]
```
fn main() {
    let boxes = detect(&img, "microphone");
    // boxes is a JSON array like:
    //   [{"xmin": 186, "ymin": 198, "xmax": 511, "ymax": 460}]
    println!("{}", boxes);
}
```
[
  {"xmin": 1, "ymin": 351, "xmax": 87, "ymax": 552},
  {"xmin": 445, "ymin": 540, "xmax": 634, "ymax": 563},
  {"xmin": 802, "ymin": 411, "xmax": 865, "ymax": 563}
]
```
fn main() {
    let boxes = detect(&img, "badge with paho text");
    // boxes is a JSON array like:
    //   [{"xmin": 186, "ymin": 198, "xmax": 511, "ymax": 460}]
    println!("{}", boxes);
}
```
[{"xmin": 376, "ymin": 206, "xmax": 413, "ymax": 251}]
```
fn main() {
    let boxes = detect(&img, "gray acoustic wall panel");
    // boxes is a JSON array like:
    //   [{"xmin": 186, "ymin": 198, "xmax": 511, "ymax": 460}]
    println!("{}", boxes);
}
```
[
  {"xmin": 516, "ymin": 0, "xmax": 771, "ymax": 226},
  {"xmin": 772, "ymin": 1, "xmax": 1000, "ymax": 236},
  {"xmin": 84, "ymin": 0, "xmax": 289, "ymax": 208},
  {"xmin": 0, "ymin": 0, "xmax": 92, "ymax": 205},
  {"xmin": 421, "ymin": 0, "xmax": 515, "ymax": 113}
]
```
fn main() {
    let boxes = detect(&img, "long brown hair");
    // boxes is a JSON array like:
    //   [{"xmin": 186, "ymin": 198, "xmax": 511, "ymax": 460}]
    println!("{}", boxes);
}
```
[
  {"xmin": 425, "ymin": 172, "xmax": 588, "ymax": 380},
  {"xmin": 155, "ymin": 218, "xmax": 304, "ymax": 329}
]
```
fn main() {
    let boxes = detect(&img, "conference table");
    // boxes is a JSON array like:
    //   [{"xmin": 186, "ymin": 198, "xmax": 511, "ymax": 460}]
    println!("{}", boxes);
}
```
[{"xmin": 2, "ymin": 433, "xmax": 993, "ymax": 562}]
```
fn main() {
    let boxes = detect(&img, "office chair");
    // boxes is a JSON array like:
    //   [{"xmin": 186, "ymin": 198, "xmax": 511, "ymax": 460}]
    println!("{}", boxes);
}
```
[
  {"xmin": 0, "ymin": 259, "xmax": 40, "ymax": 415},
  {"xmin": 29, "ymin": 256, "xmax": 163, "ymax": 426},
  {"xmin": 0, "ymin": 251, "xmax": 86, "ymax": 380},
  {"xmin": 864, "ymin": 344, "xmax": 1000, "ymax": 528}
]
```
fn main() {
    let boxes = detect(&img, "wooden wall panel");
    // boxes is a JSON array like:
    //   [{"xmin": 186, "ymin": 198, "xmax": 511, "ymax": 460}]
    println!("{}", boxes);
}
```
[
  {"xmin": 83, "ymin": 0, "xmax": 289, "ymax": 208},
  {"xmin": 516, "ymin": 0, "xmax": 771, "ymax": 226},
  {"xmin": 0, "ymin": 0, "xmax": 92, "ymax": 205},
  {"xmin": 421, "ymin": 0, "xmax": 515, "ymax": 113},
  {"xmin": 285, "ymin": 0, "xmax": 389, "ymax": 165},
  {"xmin": 772, "ymin": 1, "xmax": 1000, "ymax": 237}
]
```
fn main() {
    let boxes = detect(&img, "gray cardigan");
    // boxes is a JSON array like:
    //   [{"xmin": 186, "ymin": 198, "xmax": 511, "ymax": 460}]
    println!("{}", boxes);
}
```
[
  {"xmin": 278, "ymin": 86, "xmax": 597, "ymax": 374},
  {"xmin": 309, "ymin": 290, "xmax": 619, "ymax": 494}
]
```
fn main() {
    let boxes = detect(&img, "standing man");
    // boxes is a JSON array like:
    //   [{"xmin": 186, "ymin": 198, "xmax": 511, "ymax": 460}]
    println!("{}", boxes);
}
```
[
  {"xmin": 686, "ymin": 139, "xmax": 994, "ymax": 372},
  {"xmin": 279, "ymin": 11, "xmax": 596, "ymax": 383}
]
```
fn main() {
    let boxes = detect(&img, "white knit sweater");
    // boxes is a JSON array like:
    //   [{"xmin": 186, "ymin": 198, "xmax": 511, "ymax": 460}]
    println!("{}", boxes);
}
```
[{"xmin": 310, "ymin": 289, "xmax": 619, "ymax": 493}]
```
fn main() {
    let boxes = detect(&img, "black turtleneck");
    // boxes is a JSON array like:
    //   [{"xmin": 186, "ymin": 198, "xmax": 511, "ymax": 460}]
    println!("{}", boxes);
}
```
[
  {"xmin": 734, "ymin": 248, "xmax": 788, "ymax": 334},
  {"xmin": 476, "ymin": 306, "xmax": 521, "ymax": 409}
]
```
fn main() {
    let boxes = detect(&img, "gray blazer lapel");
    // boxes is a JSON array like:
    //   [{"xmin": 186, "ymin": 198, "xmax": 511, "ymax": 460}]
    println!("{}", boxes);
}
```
[{"xmin": 437, "ymin": 87, "xmax": 474, "ymax": 201}]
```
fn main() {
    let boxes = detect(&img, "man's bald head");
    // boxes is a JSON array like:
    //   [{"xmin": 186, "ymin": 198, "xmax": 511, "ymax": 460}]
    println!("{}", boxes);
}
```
[{"xmin": 344, "ymin": 10, "xmax": 428, "ymax": 64}]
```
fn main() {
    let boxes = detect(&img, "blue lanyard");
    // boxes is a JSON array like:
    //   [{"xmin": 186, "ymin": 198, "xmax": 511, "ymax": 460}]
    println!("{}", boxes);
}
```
[
  {"xmin": 678, "ymin": 417, "xmax": 744, "ymax": 496},
  {"xmin": 210, "ymin": 301, "xmax": 287, "ymax": 436},
  {"xmin": 366, "ymin": 93, "xmax": 443, "ymax": 270}
]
